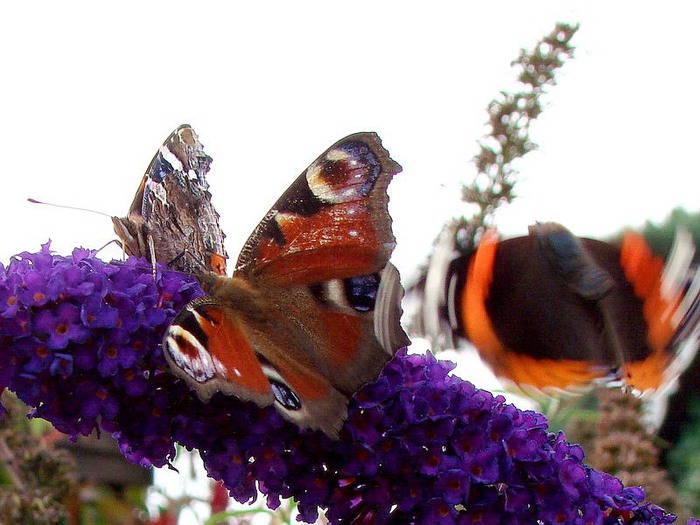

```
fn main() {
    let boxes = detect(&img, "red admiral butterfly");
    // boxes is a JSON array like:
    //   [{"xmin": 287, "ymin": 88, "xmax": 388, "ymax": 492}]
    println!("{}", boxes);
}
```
[{"xmin": 412, "ymin": 222, "xmax": 699, "ymax": 394}]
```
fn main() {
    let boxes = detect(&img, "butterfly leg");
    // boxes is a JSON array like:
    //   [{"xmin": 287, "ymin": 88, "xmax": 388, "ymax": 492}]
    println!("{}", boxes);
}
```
[{"xmin": 147, "ymin": 233, "xmax": 157, "ymax": 278}]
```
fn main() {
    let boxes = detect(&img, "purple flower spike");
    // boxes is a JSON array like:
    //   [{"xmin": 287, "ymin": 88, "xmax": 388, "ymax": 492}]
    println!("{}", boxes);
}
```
[
  {"xmin": 0, "ymin": 245, "xmax": 693, "ymax": 524},
  {"xmin": 0, "ymin": 244, "xmax": 202, "ymax": 460}
]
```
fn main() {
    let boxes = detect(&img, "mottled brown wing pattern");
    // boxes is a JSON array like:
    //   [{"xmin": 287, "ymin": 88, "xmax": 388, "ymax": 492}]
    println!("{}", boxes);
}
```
[{"xmin": 112, "ymin": 124, "xmax": 228, "ymax": 275}]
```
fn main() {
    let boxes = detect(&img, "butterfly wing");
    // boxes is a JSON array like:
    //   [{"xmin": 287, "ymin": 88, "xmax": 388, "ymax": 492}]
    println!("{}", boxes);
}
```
[
  {"xmin": 112, "ymin": 124, "xmax": 228, "ymax": 275},
  {"xmin": 165, "ymin": 274, "xmax": 362, "ymax": 438},
  {"xmin": 613, "ymin": 229, "xmax": 698, "ymax": 390},
  {"xmin": 164, "ymin": 296, "xmax": 273, "ymax": 406},
  {"xmin": 234, "ymin": 132, "xmax": 409, "ymax": 389},
  {"xmin": 236, "ymin": 133, "xmax": 397, "ymax": 284},
  {"xmin": 462, "ymin": 227, "xmax": 622, "ymax": 391}
]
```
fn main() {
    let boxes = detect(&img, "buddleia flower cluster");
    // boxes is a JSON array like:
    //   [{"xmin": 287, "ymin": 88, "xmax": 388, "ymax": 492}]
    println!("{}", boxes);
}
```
[{"xmin": 0, "ymin": 244, "xmax": 695, "ymax": 524}]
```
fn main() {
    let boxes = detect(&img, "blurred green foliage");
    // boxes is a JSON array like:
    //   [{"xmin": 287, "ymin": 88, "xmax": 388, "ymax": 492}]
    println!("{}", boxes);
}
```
[
  {"xmin": 666, "ymin": 395, "xmax": 700, "ymax": 515},
  {"xmin": 608, "ymin": 206, "xmax": 700, "ymax": 262},
  {"xmin": 0, "ymin": 392, "xmax": 75, "ymax": 524}
]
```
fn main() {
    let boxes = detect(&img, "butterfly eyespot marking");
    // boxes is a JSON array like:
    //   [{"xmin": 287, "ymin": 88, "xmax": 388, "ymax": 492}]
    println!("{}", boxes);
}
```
[
  {"xmin": 306, "ymin": 274, "xmax": 380, "ymax": 313},
  {"xmin": 173, "ymin": 308, "xmax": 211, "ymax": 348},
  {"xmin": 270, "ymin": 380, "xmax": 302, "ymax": 411},
  {"xmin": 306, "ymin": 141, "xmax": 381, "ymax": 204},
  {"xmin": 164, "ymin": 304, "xmax": 236, "ymax": 385},
  {"xmin": 164, "ymin": 326, "xmax": 223, "ymax": 383},
  {"xmin": 260, "ymin": 363, "xmax": 303, "ymax": 411},
  {"xmin": 344, "ymin": 273, "xmax": 380, "ymax": 312}
]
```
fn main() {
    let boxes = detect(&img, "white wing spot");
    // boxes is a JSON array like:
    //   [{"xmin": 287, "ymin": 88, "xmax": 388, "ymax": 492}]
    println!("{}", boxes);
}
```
[
  {"xmin": 306, "ymin": 148, "xmax": 360, "ymax": 204},
  {"xmin": 325, "ymin": 148, "xmax": 350, "ymax": 162},
  {"xmin": 146, "ymin": 178, "xmax": 168, "ymax": 205},
  {"xmin": 166, "ymin": 325, "xmax": 218, "ymax": 382},
  {"xmin": 161, "ymin": 145, "xmax": 184, "ymax": 172}
]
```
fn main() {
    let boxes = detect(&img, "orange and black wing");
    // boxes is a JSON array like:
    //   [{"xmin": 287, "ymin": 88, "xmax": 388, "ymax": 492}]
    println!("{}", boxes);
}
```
[{"xmin": 416, "ymin": 222, "xmax": 698, "ymax": 393}]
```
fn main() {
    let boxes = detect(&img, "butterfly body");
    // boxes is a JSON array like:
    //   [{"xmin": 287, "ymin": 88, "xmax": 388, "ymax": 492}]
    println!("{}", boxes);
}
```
[
  {"xmin": 155, "ymin": 132, "xmax": 408, "ymax": 438},
  {"xmin": 413, "ymin": 222, "xmax": 699, "ymax": 394}
]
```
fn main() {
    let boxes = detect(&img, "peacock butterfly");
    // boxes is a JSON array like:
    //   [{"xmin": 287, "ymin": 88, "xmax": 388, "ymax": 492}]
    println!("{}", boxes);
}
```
[{"xmin": 153, "ymin": 132, "xmax": 410, "ymax": 438}]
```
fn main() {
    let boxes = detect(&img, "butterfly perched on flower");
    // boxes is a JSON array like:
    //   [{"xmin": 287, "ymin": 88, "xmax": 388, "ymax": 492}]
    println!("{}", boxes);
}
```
[
  {"xmin": 117, "ymin": 127, "xmax": 409, "ymax": 438},
  {"xmin": 112, "ymin": 124, "xmax": 228, "ymax": 276},
  {"xmin": 411, "ymin": 221, "xmax": 700, "ymax": 395}
]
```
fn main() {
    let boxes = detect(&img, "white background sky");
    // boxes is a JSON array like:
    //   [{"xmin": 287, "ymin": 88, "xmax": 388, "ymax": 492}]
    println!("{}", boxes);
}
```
[
  {"xmin": 2, "ymin": 2, "xmax": 699, "ymax": 286},
  {"xmin": 3, "ymin": 3, "xmax": 699, "ymax": 521}
]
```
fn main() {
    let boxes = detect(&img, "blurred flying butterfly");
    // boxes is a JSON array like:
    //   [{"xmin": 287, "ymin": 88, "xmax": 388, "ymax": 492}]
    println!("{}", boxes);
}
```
[
  {"xmin": 410, "ymin": 221, "xmax": 700, "ymax": 395},
  {"xmin": 161, "ymin": 132, "xmax": 409, "ymax": 438},
  {"xmin": 112, "ymin": 124, "xmax": 228, "ymax": 275}
]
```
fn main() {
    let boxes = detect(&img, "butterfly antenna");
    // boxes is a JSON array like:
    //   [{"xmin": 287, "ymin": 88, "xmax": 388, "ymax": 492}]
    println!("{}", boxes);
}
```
[{"xmin": 27, "ymin": 198, "xmax": 113, "ymax": 218}]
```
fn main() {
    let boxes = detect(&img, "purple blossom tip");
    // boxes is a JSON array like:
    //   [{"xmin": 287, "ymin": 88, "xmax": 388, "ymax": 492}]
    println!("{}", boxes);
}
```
[{"xmin": 0, "ymin": 245, "xmax": 690, "ymax": 524}]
